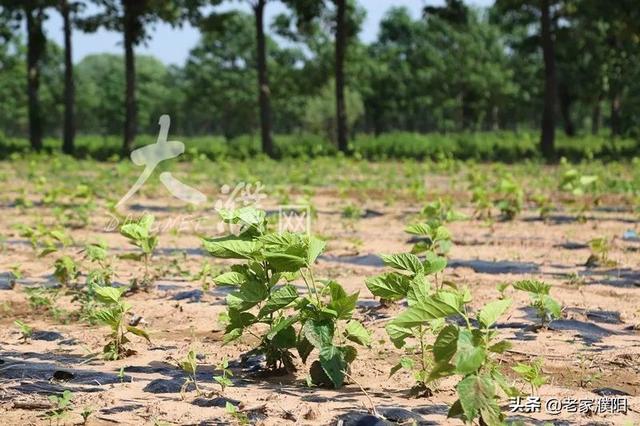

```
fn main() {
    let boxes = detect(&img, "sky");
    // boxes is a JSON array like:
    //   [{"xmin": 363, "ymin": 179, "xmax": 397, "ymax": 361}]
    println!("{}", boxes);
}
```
[{"xmin": 43, "ymin": 0, "xmax": 493, "ymax": 66}]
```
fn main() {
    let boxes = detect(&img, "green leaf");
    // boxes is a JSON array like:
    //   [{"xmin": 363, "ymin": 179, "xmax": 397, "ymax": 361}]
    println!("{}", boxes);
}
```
[
  {"xmin": 405, "ymin": 223, "xmax": 431, "ymax": 236},
  {"xmin": 427, "ymin": 360, "xmax": 456, "ymax": 382},
  {"xmin": 327, "ymin": 291, "xmax": 359, "ymax": 319},
  {"xmin": 390, "ymin": 356, "xmax": 414, "ymax": 377},
  {"xmin": 266, "ymin": 315, "xmax": 298, "ymax": 342},
  {"xmin": 306, "ymin": 236, "xmax": 325, "ymax": 265},
  {"xmin": 406, "ymin": 274, "xmax": 431, "ymax": 307},
  {"xmin": 226, "ymin": 279, "xmax": 268, "ymax": 311},
  {"xmin": 202, "ymin": 237, "xmax": 261, "ymax": 259},
  {"xmin": 94, "ymin": 308, "xmax": 119, "ymax": 327},
  {"xmin": 542, "ymin": 295, "xmax": 562, "ymax": 319},
  {"xmin": 214, "ymin": 271, "xmax": 246, "ymax": 287},
  {"xmin": 302, "ymin": 319, "xmax": 334, "ymax": 348},
  {"xmin": 456, "ymin": 374, "xmax": 502, "ymax": 426},
  {"xmin": 319, "ymin": 345, "xmax": 347, "ymax": 388},
  {"xmin": 389, "ymin": 295, "xmax": 459, "ymax": 328},
  {"xmin": 365, "ymin": 273, "xmax": 411, "ymax": 300},
  {"xmin": 344, "ymin": 320, "xmax": 371, "ymax": 346},
  {"xmin": 93, "ymin": 285, "xmax": 124, "ymax": 304},
  {"xmin": 126, "ymin": 325, "xmax": 151, "ymax": 342},
  {"xmin": 296, "ymin": 337, "xmax": 314, "ymax": 364},
  {"xmin": 264, "ymin": 252, "xmax": 307, "ymax": 272},
  {"xmin": 478, "ymin": 299, "xmax": 512, "ymax": 328},
  {"xmin": 513, "ymin": 280, "xmax": 550, "ymax": 295},
  {"xmin": 381, "ymin": 253, "xmax": 424, "ymax": 274},
  {"xmin": 488, "ymin": 340, "xmax": 512, "ymax": 353},
  {"xmin": 433, "ymin": 325, "xmax": 458, "ymax": 363},
  {"xmin": 385, "ymin": 323, "xmax": 413, "ymax": 349},
  {"xmin": 423, "ymin": 252, "xmax": 447, "ymax": 275},
  {"xmin": 258, "ymin": 285, "xmax": 299, "ymax": 316},
  {"xmin": 454, "ymin": 329, "xmax": 486, "ymax": 375}
]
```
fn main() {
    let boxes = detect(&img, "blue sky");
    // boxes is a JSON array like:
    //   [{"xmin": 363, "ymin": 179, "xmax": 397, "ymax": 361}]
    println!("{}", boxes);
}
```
[{"xmin": 44, "ymin": 0, "xmax": 492, "ymax": 65}]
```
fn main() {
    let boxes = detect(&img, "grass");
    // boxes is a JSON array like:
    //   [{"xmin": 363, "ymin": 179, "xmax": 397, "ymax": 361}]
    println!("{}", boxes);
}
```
[{"xmin": 0, "ymin": 131, "xmax": 637, "ymax": 162}]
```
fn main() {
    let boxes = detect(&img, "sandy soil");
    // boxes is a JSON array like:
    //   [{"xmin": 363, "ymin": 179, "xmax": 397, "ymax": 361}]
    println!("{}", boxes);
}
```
[{"xmin": 1, "ymin": 171, "xmax": 639, "ymax": 425}]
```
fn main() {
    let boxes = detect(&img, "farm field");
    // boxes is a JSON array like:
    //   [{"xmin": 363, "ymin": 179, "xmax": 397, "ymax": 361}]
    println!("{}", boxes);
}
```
[{"xmin": 0, "ymin": 156, "xmax": 639, "ymax": 425}]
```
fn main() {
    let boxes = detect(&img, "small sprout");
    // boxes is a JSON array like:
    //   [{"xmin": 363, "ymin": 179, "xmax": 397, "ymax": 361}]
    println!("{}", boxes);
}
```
[
  {"xmin": 513, "ymin": 280, "xmax": 562, "ymax": 328},
  {"xmin": 512, "ymin": 358, "xmax": 547, "ymax": 395},
  {"xmin": 117, "ymin": 366, "xmax": 126, "ymax": 383},
  {"xmin": 14, "ymin": 319, "xmax": 32, "ymax": 342},
  {"xmin": 53, "ymin": 255, "xmax": 80, "ymax": 287},
  {"xmin": 586, "ymin": 237, "xmax": 616, "ymax": 267},
  {"xmin": 225, "ymin": 402, "xmax": 249, "ymax": 425},
  {"xmin": 213, "ymin": 357, "xmax": 234, "ymax": 393},
  {"xmin": 119, "ymin": 214, "xmax": 158, "ymax": 292},
  {"xmin": 179, "ymin": 349, "xmax": 201, "ymax": 398},
  {"xmin": 80, "ymin": 406, "xmax": 93, "ymax": 424},
  {"xmin": 46, "ymin": 390, "xmax": 74, "ymax": 423},
  {"xmin": 93, "ymin": 285, "xmax": 150, "ymax": 360}
]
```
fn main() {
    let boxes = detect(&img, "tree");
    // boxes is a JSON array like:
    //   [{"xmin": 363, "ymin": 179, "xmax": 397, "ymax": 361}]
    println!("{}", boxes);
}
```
[
  {"xmin": 250, "ymin": 0, "xmax": 274, "ymax": 157},
  {"xmin": 494, "ymin": 0, "xmax": 560, "ymax": 160},
  {"xmin": 80, "ymin": 0, "xmax": 198, "ymax": 154},
  {"xmin": 279, "ymin": 0, "xmax": 362, "ymax": 154},
  {"xmin": 60, "ymin": 0, "xmax": 80, "ymax": 154},
  {"xmin": 0, "ymin": 0, "xmax": 55, "ymax": 151}
]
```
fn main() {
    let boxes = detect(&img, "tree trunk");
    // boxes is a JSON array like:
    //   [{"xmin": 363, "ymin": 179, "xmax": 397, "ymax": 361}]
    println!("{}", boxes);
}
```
[
  {"xmin": 334, "ymin": 0, "xmax": 349, "ymax": 154},
  {"xmin": 26, "ymin": 7, "xmax": 45, "ymax": 151},
  {"xmin": 123, "ymin": 2, "xmax": 137, "ymax": 155},
  {"xmin": 539, "ymin": 0, "xmax": 556, "ymax": 160},
  {"xmin": 254, "ymin": 0, "xmax": 274, "ymax": 158},
  {"xmin": 61, "ymin": 0, "xmax": 75, "ymax": 155},
  {"xmin": 557, "ymin": 81, "xmax": 575, "ymax": 137}
]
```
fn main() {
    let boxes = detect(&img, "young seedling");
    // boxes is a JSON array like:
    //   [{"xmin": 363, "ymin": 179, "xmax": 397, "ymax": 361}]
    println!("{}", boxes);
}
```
[
  {"xmin": 46, "ymin": 390, "xmax": 74, "ymax": 425},
  {"xmin": 512, "ymin": 280, "xmax": 562, "ymax": 328},
  {"xmin": 512, "ymin": 358, "xmax": 547, "ymax": 395},
  {"xmin": 531, "ymin": 193, "xmax": 553, "ymax": 221},
  {"xmin": 203, "ymin": 207, "xmax": 370, "ymax": 388},
  {"xmin": 405, "ymin": 223, "xmax": 452, "ymax": 257},
  {"xmin": 8, "ymin": 264, "xmax": 23, "ymax": 287},
  {"xmin": 179, "ymin": 349, "xmax": 201, "ymax": 398},
  {"xmin": 495, "ymin": 175, "xmax": 523, "ymax": 220},
  {"xmin": 420, "ymin": 198, "xmax": 466, "ymax": 224},
  {"xmin": 366, "ymin": 251, "xmax": 447, "ymax": 394},
  {"xmin": 389, "ymin": 285, "xmax": 519, "ymax": 424},
  {"xmin": 559, "ymin": 169, "xmax": 599, "ymax": 222},
  {"xmin": 14, "ymin": 319, "xmax": 33, "ymax": 342},
  {"xmin": 213, "ymin": 357, "xmax": 234, "ymax": 393},
  {"xmin": 119, "ymin": 214, "xmax": 158, "ymax": 292},
  {"xmin": 53, "ymin": 255, "xmax": 80, "ymax": 287},
  {"xmin": 586, "ymin": 237, "xmax": 616, "ymax": 267},
  {"xmin": 225, "ymin": 402, "xmax": 249, "ymax": 425},
  {"xmin": 80, "ymin": 406, "xmax": 93, "ymax": 425},
  {"xmin": 93, "ymin": 285, "xmax": 150, "ymax": 360}
]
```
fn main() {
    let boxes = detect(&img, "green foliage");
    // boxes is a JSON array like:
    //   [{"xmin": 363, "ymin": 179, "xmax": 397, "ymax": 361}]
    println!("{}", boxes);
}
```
[
  {"xmin": 119, "ymin": 214, "xmax": 158, "ymax": 291},
  {"xmin": 495, "ymin": 175, "xmax": 523, "ymax": 220},
  {"xmin": 512, "ymin": 280, "xmax": 562, "ymax": 327},
  {"xmin": 14, "ymin": 319, "xmax": 32, "ymax": 342},
  {"xmin": 225, "ymin": 402, "xmax": 249, "ymax": 425},
  {"xmin": 405, "ymin": 223, "xmax": 453, "ymax": 257},
  {"xmin": 303, "ymin": 80, "xmax": 364, "ymax": 145},
  {"xmin": 512, "ymin": 358, "xmax": 546, "ymax": 395},
  {"xmin": 213, "ymin": 357, "xmax": 234, "ymax": 393},
  {"xmin": 586, "ymin": 237, "xmax": 616, "ymax": 267},
  {"xmin": 46, "ymin": 390, "xmax": 74, "ymax": 424},
  {"xmin": 367, "ymin": 250, "xmax": 448, "ymax": 391},
  {"xmin": 93, "ymin": 285, "xmax": 150, "ymax": 360},
  {"xmin": 203, "ymin": 207, "xmax": 369, "ymax": 388},
  {"xmin": 179, "ymin": 349, "xmax": 201, "ymax": 397},
  {"xmin": 53, "ymin": 255, "xmax": 79, "ymax": 287}
]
